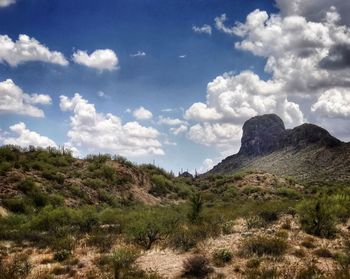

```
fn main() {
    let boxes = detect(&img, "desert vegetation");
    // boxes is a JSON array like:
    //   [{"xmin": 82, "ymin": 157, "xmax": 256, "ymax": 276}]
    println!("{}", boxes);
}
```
[{"xmin": 0, "ymin": 146, "xmax": 350, "ymax": 278}]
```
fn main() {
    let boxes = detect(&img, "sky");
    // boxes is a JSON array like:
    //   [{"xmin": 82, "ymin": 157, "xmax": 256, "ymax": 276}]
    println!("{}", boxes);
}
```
[{"xmin": 1, "ymin": 0, "xmax": 350, "ymax": 174}]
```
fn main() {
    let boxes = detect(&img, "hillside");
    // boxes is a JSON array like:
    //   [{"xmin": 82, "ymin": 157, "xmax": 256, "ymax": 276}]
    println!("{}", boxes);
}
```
[
  {"xmin": 0, "ymin": 146, "xmax": 194, "ymax": 214},
  {"xmin": 209, "ymin": 114, "xmax": 350, "ymax": 183},
  {"xmin": 0, "ymin": 143, "xmax": 350, "ymax": 279}
]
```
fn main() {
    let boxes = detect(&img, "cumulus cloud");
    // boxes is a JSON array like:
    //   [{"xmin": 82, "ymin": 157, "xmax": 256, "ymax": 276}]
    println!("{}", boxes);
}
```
[
  {"xmin": 0, "ymin": 34, "xmax": 68, "ymax": 67},
  {"xmin": 3, "ymin": 122, "xmax": 57, "ymax": 148},
  {"xmin": 170, "ymin": 125, "xmax": 188, "ymax": 135},
  {"xmin": 198, "ymin": 158, "xmax": 215, "ymax": 173},
  {"xmin": 231, "ymin": 6, "xmax": 350, "ymax": 96},
  {"xmin": 0, "ymin": 0, "xmax": 15, "ymax": 7},
  {"xmin": 312, "ymin": 88, "xmax": 350, "ymax": 118},
  {"xmin": 215, "ymin": 14, "xmax": 236, "ymax": 35},
  {"xmin": 186, "ymin": 0, "xmax": 350, "ymax": 151},
  {"xmin": 0, "ymin": 79, "xmax": 52, "ymax": 117},
  {"xmin": 192, "ymin": 24, "xmax": 212, "ymax": 35},
  {"xmin": 158, "ymin": 116, "xmax": 186, "ymax": 126},
  {"xmin": 187, "ymin": 122, "xmax": 242, "ymax": 149},
  {"xmin": 60, "ymin": 94, "xmax": 163, "ymax": 157},
  {"xmin": 72, "ymin": 49, "xmax": 118, "ymax": 71},
  {"xmin": 276, "ymin": 0, "xmax": 350, "ymax": 25},
  {"xmin": 133, "ymin": 106, "xmax": 153, "ymax": 120},
  {"xmin": 185, "ymin": 71, "xmax": 304, "ymax": 127},
  {"xmin": 130, "ymin": 51, "xmax": 146, "ymax": 57}
]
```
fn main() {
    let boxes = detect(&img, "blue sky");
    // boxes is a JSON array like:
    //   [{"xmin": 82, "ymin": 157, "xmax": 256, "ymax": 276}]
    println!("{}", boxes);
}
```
[{"xmin": 1, "ymin": 0, "xmax": 350, "ymax": 173}]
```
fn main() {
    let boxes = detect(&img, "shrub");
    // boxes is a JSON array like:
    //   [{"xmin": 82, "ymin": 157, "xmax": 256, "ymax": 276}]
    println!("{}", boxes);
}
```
[
  {"xmin": 221, "ymin": 220, "xmax": 234, "ymax": 235},
  {"xmin": 53, "ymin": 250, "xmax": 71, "ymax": 262},
  {"xmin": 0, "ymin": 162, "xmax": 12, "ymax": 175},
  {"xmin": 313, "ymin": 247, "xmax": 333, "ymax": 258},
  {"xmin": 246, "ymin": 258, "xmax": 261, "ymax": 269},
  {"xmin": 259, "ymin": 210, "xmax": 279, "ymax": 223},
  {"xmin": 242, "ymin": 186, "xmax": 261, "ymax": 195},
  {"xmin": 87, "ymin": 230, "xmax": 116, "ymax": 252},
  {"xmin": 188, "ymin": 192, "xmax": 203, "ymax": 223},
  {"xmin": 3, "ymin": 198, "xmax": 32, "ymax": 214},
  {"xmin": 149, "ymin": 174, "xmax": 172, "ymax": 196},
  {"xmin": 275, "ymin": 187, "xmax": 300, "ymax": 199},
  {"xmin": 245, "ymin": 267, "xmax": 279, "ymax": 279},
  {"xmin": 182, "ymin": 255, "xmax": 212, "ymax": 278},
  {"xmin": 296, "ymin": 264, "xmax": 322, "ymax": 279},
  {"xmin": 0, "ymin": 253, "xmax": 31, "ymax": 279},
  {"xmin": 297, "ymin": 199, "xmax": 337, "ymax": 238},
  {"xmin": 301, "ymin": 237, "xmax": 316, "ymax": 249},
  {"xmin": 241, "ymin": 236, "xmax": 288, "ymax": 257},
  {"xmin": 246, "ymin": 216, "xmax": 266, "ymax": 229},
  {"xmin": 109, "ymin": 247, "xmax": 138, "ymax": 279},
  {"xmin": 125, "ymin": 209, "xmax": 176, "ymax": 250},
  {"xmin": 212, "ymin": 249, "xmax": 232, "ymax": 266},
  {"xmin": 17, "ymin": 178, "xmax": 37, "ymax": 194},
  {"xmin": 292, "ymin": 248, "xmax": 306, "ymax": 258}
]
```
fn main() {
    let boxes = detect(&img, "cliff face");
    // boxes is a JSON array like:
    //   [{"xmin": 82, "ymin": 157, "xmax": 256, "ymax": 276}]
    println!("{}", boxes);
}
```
[{"xmin": 209, "ymin": 114, "xmax": 349, "ymax": 183}]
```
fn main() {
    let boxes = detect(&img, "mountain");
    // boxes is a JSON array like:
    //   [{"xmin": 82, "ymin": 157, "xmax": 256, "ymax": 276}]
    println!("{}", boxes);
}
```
[{"xmin": 208, "ymin": 114, "xmax": 350, "ymax": 183}]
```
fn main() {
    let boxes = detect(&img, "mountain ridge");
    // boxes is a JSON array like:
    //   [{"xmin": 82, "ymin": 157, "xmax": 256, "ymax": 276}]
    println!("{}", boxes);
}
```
[{"xmin": 208, "ymin": 114, "xmax": 350, "ymax": 183}]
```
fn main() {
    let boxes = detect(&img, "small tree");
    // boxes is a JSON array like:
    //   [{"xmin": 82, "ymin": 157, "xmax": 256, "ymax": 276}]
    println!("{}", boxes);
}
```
[
  {"xmin": 297, "ymin": 198, "xmax": 336, "ymax": 238},
  {"xmin": 188, "ymin": 192, "xmax": 203, "ymax": 223}
]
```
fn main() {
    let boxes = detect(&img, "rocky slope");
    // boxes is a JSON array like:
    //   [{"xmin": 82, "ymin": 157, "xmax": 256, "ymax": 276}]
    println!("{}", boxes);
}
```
[{"xmin": 209, "ymin": 114, "xmax": 350, "ymax": 183}]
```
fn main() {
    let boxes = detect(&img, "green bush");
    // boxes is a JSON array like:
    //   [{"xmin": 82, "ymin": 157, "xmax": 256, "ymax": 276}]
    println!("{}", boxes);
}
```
[
  {"xmin": 246, "ymin": 258, "xmax": 261, "ymax": 269},
  {"xmin": 242, "ymin": 186, "xmax": 261, "ymax": 195},
  {"xmin": 241, "ymin": 236, "xmax": 288, "ymax": 257},
  {"xmin": 188, "ymin": 192, "xmax": 203, "ymax": 223},
  {"xmin": 275, "ymin": 187, "xmax": 300, "ymax": 199},
  {"xmin": 149, "ymin": 174, "xmax": 173, "ymax": 197},
  {"xmin": 87, "ymin": 230, "xmax": 116, "ymax": 252},
  {"xmin": 125, "ymin": 209, "xmax": 177, "ymax": 250},
  {"xmin": 109, "ymin": 247, "xmax": 139, "ymax": 279},
  {"xmin": 212, "ymin": 249, "xmax": 232, "ymax": 266},
  {"xmin": 0, "ymin": 161, "xmax": 12, "ymax": 175},
  {"xmin": 297, "ymin": 199, "xmax": 337, "ymax": 238},
  {"xmin": 3, "ymin": 198, "xmax": 32, "ymax": 214}
]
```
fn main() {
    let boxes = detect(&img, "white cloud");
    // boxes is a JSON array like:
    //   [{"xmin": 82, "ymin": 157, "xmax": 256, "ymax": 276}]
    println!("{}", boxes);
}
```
[
  {"xmin": 158, "ymin": 116, "xmax": 186, "ymax": 126},
  {"xmin": 0, "ymin": 34, "xmax": 68, "ymax": 67},
  {"xmin": 164, "ymin": 140, "xmax": 177, "ymax": 146},
  {"xmin": 60, "ymin": 94, "xmax": 163, "ymax": 157},
  {"xmin": 130, "ymin": 51, "xmax": 146, "ymax": 57},
  {"xmin": 3, "ymin": 122, "xmax": 57, "ymax": 148},
  {"xmin": 276, "ymin": 0, "xmax": 350, "ymax": 25},
  {"xmin": 185, "ymin": 71, "xmax": 304, "ymax": 127},
  {"xmin": 0, "ymin": 0, "xmax": 15, "ymax": 8},
  {"xmin": 187, "ymin": 122, "xmax": 242, "ymax": 149},
  {"xmin": 133, "ymin": 106, "xmax": 153, "ymax": 120},
  {"xmin": 186, "ymin": 1, "xmax": 350, "ymax": 149},
  {"xmin": 179, "ymin": 55, "xmax": 186, "ymax": 58},
  {"xmin": 72, "ymin": 49, "xmax": 118, "ymax": 71},
  {"xmin": 312, "ymin": 88, "xmax": 350, "ymax": 118},
  {"xmin": 198, "ymin": 158, "xmax": 215, "ymax": 173},
  {"xmin": 0, "ymin": 79, "xmax": 52, "ymax": 117},
  {"xmin": 170, "ymin": 125, "xmax": 188, "ymax": 135},
  {"xmin": 215, "ymin": 14, "xmax": 236, "ymax": 35},
  {"xmin": 192, "ymin": 24, "xmax": 212, "ymax": 35}
]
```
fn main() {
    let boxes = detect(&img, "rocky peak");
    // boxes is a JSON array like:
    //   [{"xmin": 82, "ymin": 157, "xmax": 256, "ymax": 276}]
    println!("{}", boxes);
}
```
[
  {"xmin": 238, "ymin": 114, "xmax": 341, "ymax": 156},
  {"xmin": 239, "ymin": 114, "xmax": 285, "ymax": 156}
]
